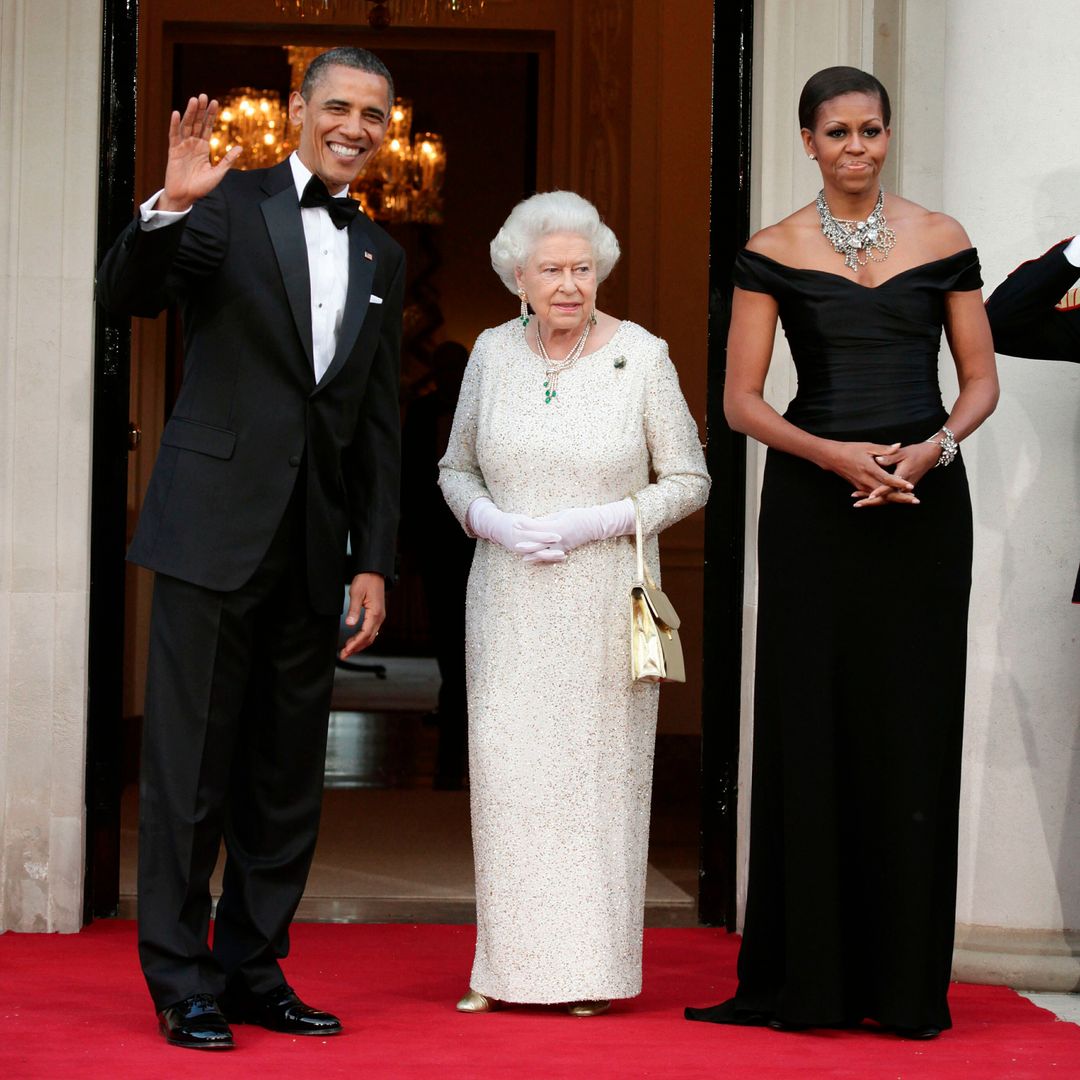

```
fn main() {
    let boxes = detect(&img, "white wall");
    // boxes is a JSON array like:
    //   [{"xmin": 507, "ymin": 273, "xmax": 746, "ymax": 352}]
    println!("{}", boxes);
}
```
[
  {"xmin": 939, "ymin": 0, "xmax": 1080, "ymax": 986},
  {"xmin": 0, "ymin": 0, "xmax": 102, "ymax": 932}
]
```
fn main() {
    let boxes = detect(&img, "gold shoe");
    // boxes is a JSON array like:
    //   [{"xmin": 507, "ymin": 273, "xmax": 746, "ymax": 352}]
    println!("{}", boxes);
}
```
[
  {"xmin": 456, "ymin": 989, "xmax": 501, "ymax": 1013},
  {"xmin": 567, "ymin": 1000, "xmax": 610, "ymax": 1017}
]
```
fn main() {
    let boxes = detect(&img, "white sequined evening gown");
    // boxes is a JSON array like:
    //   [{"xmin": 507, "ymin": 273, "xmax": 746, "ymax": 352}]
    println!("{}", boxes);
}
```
[{"xmin": 438, "ymin": 318, "xmax": 710, "ymax": 1003}]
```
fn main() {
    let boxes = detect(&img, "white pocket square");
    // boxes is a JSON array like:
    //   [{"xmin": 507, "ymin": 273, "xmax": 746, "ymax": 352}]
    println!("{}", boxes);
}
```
[{"xmin": 369, "ymin": 294, "xmax": 383, "ymax": 304}]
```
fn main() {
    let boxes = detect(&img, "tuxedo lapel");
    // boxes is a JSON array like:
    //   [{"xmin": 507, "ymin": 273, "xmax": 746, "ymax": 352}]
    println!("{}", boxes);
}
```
[
  {"xmin": 314, "ymin": 215, "xmax": 376, "ymax": 392},
  {"xmin": 261, "ymin": 167, "xmax": 315, "ymax": 376}
]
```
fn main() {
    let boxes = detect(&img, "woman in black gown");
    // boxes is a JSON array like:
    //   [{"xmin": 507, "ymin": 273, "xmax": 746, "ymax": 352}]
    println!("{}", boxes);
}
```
[{"xmin": 686, "ymin": 67, "xmax": 999, "ymax": 1038}]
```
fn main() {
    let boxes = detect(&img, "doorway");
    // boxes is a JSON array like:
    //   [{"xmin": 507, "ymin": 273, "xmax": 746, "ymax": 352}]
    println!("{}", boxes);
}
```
[{"xmin": 88, "ymin": 0, "xmax": 728, "ymax": 929}]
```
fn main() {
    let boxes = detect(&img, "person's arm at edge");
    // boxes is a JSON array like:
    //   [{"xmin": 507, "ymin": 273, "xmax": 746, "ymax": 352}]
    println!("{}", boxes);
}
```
[{"xmin": 985, "ymin": 237, "xmax": 1080, "ymax": 362}]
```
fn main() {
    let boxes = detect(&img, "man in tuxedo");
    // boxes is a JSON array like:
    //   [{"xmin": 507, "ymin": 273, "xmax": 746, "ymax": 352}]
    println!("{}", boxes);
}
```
[
  {"xmin": 97, "ymin": 48, "xmax": 404, "ymax": 1049},
  {"xmin": 985, "ymin": 237, "xmax": 1080, "ymax": 602}
]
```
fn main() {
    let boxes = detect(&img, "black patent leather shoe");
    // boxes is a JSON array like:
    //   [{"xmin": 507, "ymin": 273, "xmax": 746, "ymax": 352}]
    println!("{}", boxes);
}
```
[
  {"xmin": 893, "ymin": 1024, "xmax": 943, "ymax": 1040},
  {"xmin": 157, "ymin": 993, "xmax": 234, "ymax": 1050},
  {"xmin": 767, "ymin": 1018, "xmax": 809, "ymax": 1032},
  {"xmin": 222, "ymin": 983, "xmax": 342, "ymax": 1036}
]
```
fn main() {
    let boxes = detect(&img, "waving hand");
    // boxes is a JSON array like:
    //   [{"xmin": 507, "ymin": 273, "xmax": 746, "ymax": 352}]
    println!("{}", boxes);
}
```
[{"xmin": 159, "ymin": 94, "xmax": 242, "ymax": 212}]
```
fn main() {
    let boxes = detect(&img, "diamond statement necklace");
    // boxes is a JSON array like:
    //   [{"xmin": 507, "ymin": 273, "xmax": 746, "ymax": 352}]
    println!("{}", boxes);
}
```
[{"xmin": 816, "ymin": 187, "xmax": 896, "ymax": 273}]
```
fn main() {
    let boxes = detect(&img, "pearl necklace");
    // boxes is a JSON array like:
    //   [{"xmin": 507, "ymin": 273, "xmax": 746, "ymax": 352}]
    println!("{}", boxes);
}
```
[
  {"xmin": 816, "ymin": 187, "xmax": 896, "ymax": 273},
  {"xmin": 535, "ymin": 318, "xmax": 592, "ymax": 404}
]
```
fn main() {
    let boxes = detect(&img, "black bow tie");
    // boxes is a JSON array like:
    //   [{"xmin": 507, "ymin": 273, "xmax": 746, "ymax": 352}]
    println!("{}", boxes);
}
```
[{"xmin": 300, "ymin": 176, "xmax": 360, "ymax": 230}]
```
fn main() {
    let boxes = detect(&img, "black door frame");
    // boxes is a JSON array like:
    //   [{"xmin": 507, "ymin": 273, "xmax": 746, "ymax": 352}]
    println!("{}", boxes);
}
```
[
  {"xmin": 85, "ymin": 0, "xmax": 139, "ymax": 922},
  {"xmin": 84, "ymin": 0, "xmax": 755, "ymax": 926},
  {"xmin": 698, "ymin": 0, "xmax": 754, "ymax": 929}
]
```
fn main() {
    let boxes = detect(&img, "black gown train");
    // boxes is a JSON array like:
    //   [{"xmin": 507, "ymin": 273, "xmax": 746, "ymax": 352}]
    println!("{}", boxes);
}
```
[{"xmin": 688, "ymin": 248, "xmax": 983, "ymax": 1033}]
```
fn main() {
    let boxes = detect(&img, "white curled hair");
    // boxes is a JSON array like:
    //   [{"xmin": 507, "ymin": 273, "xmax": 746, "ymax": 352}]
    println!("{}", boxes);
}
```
[{"xmin": 489, "ymin": 191, "xmax": 621, "ymax": 294}]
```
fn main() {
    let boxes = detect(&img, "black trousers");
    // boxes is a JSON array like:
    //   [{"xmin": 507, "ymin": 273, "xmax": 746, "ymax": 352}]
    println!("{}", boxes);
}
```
[{"xmin": 137, "ymin": 482, "xmax": 340, "ymax": 1009}]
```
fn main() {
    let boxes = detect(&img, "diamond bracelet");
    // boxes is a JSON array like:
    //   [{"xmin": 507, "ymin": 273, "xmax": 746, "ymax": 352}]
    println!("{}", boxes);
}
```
[{"xmin": 925, "ymin": 425, "xmax": 958, "ymax": 468}]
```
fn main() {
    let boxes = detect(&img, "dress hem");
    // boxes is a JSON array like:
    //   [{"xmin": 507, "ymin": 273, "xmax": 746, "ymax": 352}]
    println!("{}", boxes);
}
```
[{"xmin": 471, "ymin": 981, "xmax": 642, "ymax": 1006}]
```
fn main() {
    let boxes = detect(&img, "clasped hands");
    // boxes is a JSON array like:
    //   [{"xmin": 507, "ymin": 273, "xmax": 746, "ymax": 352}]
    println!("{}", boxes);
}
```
[
  {"xmin": 826, "ymin": 439, "xmax": 943, "ymax": 508},
  {"xmin": 467, "ymin": 497, "xmax": 635, "ymax": 563}
]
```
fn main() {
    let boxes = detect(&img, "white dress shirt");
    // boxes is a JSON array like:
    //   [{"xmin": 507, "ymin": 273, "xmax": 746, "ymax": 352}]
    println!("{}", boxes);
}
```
[{"xmin": 138, "ymin": 151, "xmax": 352, "ymax": 383}]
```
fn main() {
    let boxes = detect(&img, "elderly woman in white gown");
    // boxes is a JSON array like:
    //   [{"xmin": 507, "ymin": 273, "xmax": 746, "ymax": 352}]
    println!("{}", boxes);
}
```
[{"xmin": 438, "ymin": 191, "xmax": 709, "ymax": 1016}]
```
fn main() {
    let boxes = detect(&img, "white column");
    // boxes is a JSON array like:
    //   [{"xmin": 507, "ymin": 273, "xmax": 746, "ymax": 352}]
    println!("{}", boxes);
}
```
[
  {"xmin": 0, "ymin": 0, "xmax": 103, "ymax": 932},
  {"xmin": 937, "ymin": 0, "xmax": 1080, "ymax": 990}
]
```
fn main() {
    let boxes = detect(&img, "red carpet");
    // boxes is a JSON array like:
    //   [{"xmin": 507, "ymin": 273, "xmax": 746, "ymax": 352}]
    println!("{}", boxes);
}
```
[{"xmin": 2, "ymin": 923, "xmax": 1078, "ymax": 1078}]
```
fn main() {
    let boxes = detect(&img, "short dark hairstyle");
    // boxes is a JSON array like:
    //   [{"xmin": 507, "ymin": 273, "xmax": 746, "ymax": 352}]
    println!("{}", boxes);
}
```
[
  {"xmin": 798, "ymin": 66, "xmax": 891, "ymax": 131},
  {"xmin": 300, "ymin": 47, "xmax": 395, "ymax": 109}
]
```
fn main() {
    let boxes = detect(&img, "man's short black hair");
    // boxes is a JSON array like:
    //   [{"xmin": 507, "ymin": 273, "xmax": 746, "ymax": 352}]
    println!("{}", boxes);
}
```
[{"xmin": 301, "ymin": 47, "xmax": 394, "ymax": 109}]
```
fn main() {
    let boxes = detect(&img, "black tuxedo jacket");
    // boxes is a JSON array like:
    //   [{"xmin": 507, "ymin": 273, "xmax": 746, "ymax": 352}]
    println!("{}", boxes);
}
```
[
  {"xmin": 985, "ymin": 238, "xmax": 1080, "ymax": 363},
  {"xmin": 97, "ymin": 159, "xmax": 404, "ymax": 615},
  {"xmin": 985, "ymin": 238, "xmax": 1080, "ymax": 603}
]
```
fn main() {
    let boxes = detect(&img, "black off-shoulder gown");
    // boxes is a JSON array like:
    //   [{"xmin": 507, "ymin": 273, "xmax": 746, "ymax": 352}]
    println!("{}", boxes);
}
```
[{"xmin": 688, "ymin": 248, "xmax": 983, "ymax": 1033}]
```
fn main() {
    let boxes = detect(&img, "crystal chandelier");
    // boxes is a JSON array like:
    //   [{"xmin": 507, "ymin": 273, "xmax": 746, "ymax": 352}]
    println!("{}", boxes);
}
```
[
  {"xmin": 274, "ymin": 0, "xmax": 484, "ymax": 24},
  {"xmin": 362, "ymin": 103, "xmax": 446, "ymax": 223},
  {"xmin": 397, "ymin": 0, "xmax": 485, "ymax": 19},
  {"xmin": 208, "ymin": 89, "xmax": 290, "ymax": 170}
]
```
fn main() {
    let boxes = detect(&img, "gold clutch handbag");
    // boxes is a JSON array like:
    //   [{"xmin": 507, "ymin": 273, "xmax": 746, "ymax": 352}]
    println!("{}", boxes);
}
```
[{"xmin": 630, "ymin": 495, "xmax": 685, "ymax": 683}]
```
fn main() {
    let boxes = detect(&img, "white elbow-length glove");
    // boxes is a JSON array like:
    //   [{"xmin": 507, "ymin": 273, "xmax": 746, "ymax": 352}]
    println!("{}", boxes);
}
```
[
  {"xmin": 466, "ymin": 497, "xmax": 563, "ymax": 560},
  {"xmin": 525, "ymin": 498, "xmax": 636, "ymax": 563}
]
